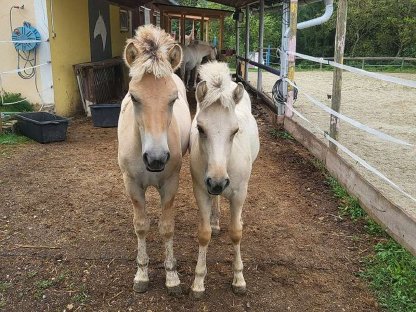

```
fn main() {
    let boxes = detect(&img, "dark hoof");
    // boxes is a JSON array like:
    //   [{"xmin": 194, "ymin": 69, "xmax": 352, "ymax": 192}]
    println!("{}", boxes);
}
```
[
  {"xmin": 133, "ymin": 281, "xmax": 149, "ymax": 293},
  {"xmin": 232, "ymin": 285, "xmax": 246, "ymax": 295},
  {"xmin": 211, "ymin": 227, "xmax": 220, "ymax": 236},
  {"xmin": 190, "ymin": 290, "xmax": 205, "ymax": 300},
  {"xmin": 167, "ymin": 285, "xmax": 182, "ymax": 297}
]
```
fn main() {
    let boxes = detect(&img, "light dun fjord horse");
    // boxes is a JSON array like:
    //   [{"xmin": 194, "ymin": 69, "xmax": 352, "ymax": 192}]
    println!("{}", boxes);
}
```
[
  {"xmin": 180, "ymin": 41, "xmax": 217, "ymax": 89},
  {"xmin": 189, "ymin": 61, "xmax": 260, "ymax": 297},
  {"xmin": 118, "ymin": 25, "xmax": 191, "ymax": 295}
]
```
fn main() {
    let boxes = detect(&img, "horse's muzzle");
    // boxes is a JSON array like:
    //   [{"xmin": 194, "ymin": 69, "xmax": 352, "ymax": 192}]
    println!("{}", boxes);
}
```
[
  {"xmin": 205, "ymin": 177, "xmax": 230, "ymax": 195},
  {"xmin": 143, "ymin": 151, "xmax": 170, "ymax": 172}
]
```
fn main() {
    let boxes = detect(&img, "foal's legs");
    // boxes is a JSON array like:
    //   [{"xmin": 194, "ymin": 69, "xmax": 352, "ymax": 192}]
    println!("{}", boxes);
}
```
[
  {"xmin": 229, "ymin": 189, "xmax": 247, "ymax": 294},
  {"xmin": 210, "ymin": 196, "xmax": 220, "ymax": 235},
  {"xmin": 123, "ymin": 175, "xmax": 150, "ymax": 293},
  {"xmin": 191, "ymin": 186, "xmax": 212, "ymax": 298},
  {"xmin": 158, "ymin": 174, "xmax": 181, "ymax": 295}
]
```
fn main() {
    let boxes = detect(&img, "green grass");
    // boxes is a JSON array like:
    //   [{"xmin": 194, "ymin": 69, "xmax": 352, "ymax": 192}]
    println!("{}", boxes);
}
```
[
  {"xmin": 361, "ymin": 241, "xmax": 416, "ymax": 312},
  {"xmin": 0, "ymin": 92, "xmax": 33, "ymax": 113},
  {"xmin": 316, "ymin": 161, "xmax": 416, "ymax": 312},
  {"xmin": 0, "ymin": 282, "xmax": 11, "ymax": 293},
  {"xmin": 0, "ymin": 133, "xmax": 30, "ymax": 145},
  {"xmin": 269, "ymin": 128, "xmax": 294, "ymax": 140},
  {"xmin": 73, "ymin": 284, "xmax": 88, "ymax": 304}
]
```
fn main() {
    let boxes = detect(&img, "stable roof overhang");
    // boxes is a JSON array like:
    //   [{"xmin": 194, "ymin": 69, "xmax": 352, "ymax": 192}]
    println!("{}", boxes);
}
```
[
  {"xmin": 156, "ymin": 3, "xmax": 232, "ymax": 19},
  {"xmin": 110, "ymin": 0, "xmax": 321, "ymax": 9}
]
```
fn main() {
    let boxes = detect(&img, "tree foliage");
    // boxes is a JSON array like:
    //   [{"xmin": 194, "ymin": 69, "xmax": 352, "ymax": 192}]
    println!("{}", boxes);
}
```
[{"xmin": 177, "ymin": 0, "xmax": 416, "ymax": 57}]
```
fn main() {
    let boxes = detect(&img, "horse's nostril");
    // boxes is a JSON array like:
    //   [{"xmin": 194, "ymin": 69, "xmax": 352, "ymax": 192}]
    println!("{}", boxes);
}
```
[
  {"xmin": 166, "ymin": 152, "xmax": 170, "ymax": 162},
  {"xmin": 206, "ymin": 177, "xmax": 212, "ymax": 188},
  {"xmin": 143, "ymin": 152, "xmax": 149, "ymax": 164},
  {"xmin": 224, "ymin": 178, "xmax": 230, "ymax": 189}
]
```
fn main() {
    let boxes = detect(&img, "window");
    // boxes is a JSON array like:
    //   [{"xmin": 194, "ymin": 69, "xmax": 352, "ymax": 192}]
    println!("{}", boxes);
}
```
[{"xmin": 120, "ymin": 9, "xmax": 129, "ymax": 32}]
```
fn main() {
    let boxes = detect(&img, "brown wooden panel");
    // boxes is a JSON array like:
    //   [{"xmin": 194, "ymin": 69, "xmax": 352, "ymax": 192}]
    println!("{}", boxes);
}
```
[{"xmin": 283, "ymin": 117, "xmax": 416, "ymax": 257}]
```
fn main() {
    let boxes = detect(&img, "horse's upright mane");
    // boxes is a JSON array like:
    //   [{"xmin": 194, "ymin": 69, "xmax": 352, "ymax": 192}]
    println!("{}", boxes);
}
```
[
  {"xmin": 126, "ymin": 25, "xmax": 175, "ymax": 80},
  {"xmin": 198, "ymin": 61, "xmax": 233, "ymax": 109}
]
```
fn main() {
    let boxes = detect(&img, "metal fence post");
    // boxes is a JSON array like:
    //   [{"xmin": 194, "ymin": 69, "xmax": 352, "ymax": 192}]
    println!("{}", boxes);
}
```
[
  {"xmin": 244, "ymin": 5, "xmax": 250, "ymax": 81},
  {"xmin": 257, "ymin": 0, "xmax": 264, "ymax": 94},
  {"xmin": 286, "ymin": 0, "xmax": 299, "ymax": 118}
]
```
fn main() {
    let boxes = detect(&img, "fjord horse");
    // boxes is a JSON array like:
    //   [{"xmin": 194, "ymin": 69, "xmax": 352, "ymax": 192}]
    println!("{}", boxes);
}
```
[
  {"xmin": 118, "ymin": 25, "xmax": 191, "ymax": 295},
  {"xmin": 189, "ymin": 61, "xmax": 260, "ymax": 297}
]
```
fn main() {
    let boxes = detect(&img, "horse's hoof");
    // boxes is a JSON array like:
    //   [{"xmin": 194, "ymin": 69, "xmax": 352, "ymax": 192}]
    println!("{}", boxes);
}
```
[
  {"xmin": 232, "ymin": 284, "xmax": 246, "ymax": 295},
  {"xmin": 133, "ymin": 281, "xmax": 149, "ymax": 293},
  {"xmin": 211, "ymin": 227, "xmax": 220, "ymax": 236},
  {"xmin": 190, "ymin": 290, "xmax": 205, "ymax": 300},
  {"xmin": 167, "ymin": 285, "xmax": 182, "ymax": 297}
]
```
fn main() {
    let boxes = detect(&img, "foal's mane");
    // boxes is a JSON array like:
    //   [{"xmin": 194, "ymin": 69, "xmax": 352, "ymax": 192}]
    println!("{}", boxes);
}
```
[
  {"xmin": 198, "ymin": 61, "xmax": 234, "ymax": 109},
  {"xmin": 125, "ymin": 25, "xmax": 176, "ymax": 80}
]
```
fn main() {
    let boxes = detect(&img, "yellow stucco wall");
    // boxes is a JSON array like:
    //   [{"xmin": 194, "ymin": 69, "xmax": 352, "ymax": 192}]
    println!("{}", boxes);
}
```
[
  {"xmin": 46, "ymin": 0, "xmax": 91, "ymax": 116},
  {"xmin": 0, "ymin": 1, "xmax": 44, "ymax": 105},
  {"xmin": 110, "ymin": 5, "xmax": 131, "ymax": 58},
  {"xmin": 110, "ymin": 5, "xmax": 131, "ymax": 90},
  {"xmin": 46, "ymin": 2, "xmax": 131, "ymax": 116}
]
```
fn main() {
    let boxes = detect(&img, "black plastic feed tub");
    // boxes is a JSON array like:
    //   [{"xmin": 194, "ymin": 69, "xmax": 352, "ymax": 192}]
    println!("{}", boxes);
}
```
[
  {"xmin": 90, "ymin": 104, "xmax": 121, "ymax": 128},
  {"xmin": 15, "ymin": 112, "xmax": 69, "ymax": 144}
]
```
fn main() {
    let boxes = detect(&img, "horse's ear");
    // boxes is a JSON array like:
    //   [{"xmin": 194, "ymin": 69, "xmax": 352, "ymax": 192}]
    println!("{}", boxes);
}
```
[
  {"xmin": 168, "ymin": 44, "xmax": 182, "ymax": 71},
  {"xmin": 196, "ymin": 81, "xmax": 208, "ymax": 103},
  {"xmin": 124, "ymin": 40, "xmax": 138, "ymax": 68},
  {"xmin": 233, "ymin": 82, "xmax": 244, "ymax": 104}
]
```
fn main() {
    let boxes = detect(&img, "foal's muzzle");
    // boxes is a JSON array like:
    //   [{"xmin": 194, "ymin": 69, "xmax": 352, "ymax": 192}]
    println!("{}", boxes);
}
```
[
  {"xmin": 205, "ymin": 177, "xmax": 230, "ymax": 195},
  {"xmin": 143, "ymin": 151, "xmax": 170, "ymax": 172}
]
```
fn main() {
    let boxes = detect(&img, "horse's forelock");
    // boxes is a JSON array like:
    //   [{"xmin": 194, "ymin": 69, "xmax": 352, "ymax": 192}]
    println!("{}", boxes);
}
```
[
  {"xmin": 129, "ymin": 25, "xmax": 175, "ymax": 80},
  {"xmin": 198, "ymin": 61, "xmax": 234, "ymax": 110}
]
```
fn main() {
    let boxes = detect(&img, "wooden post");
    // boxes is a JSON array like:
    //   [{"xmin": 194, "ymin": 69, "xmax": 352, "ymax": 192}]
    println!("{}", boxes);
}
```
[
  {"xmin": 286, "ymin": 0, "xmax": 299, "ymax": 117},
  {"xmin": 206, "ymin": 20, "xmax": 209, "ymax": 42},
  {"xmin": 219, "ymin": 16, "xmax": 224, "ymax": 52},
  {"xmin": 329, "ymin": 0, "xmax": 348, "ymax": 151},
  {"xmin": 257, "ymin": 0, "xmax": 264, "ymax": 93},
  {"xmin": 201, "ymin": 16, "xmax": 205, "ymax": 41},
  {"xmin": 180, "ymin": 14, "xmax": 185, "ymax": 45}
]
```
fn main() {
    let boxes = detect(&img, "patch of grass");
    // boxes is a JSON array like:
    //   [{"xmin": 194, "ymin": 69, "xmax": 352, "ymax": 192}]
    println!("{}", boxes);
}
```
[
  {"xmin": 312, "ymin": 159, "xmax": 416, "ymax": 312},
  {"xmin": 0, "ymin": 282, "xmax": 11, "ymax": 293},
  {"xmin": 326, "ymin": 176, "xmax": 366, "ymax": 221},
  {"xmin": 27, "ymin": 271, "xmax": 38, "ymax": 278},
  {"xmin": 73, "ymin": 284, "xmax": 88, "ymax": 304},
  {"xmin": 269, "ymin": 128, "xmax": 293, "ymax": 140},
  {"xmin": 0, "ymin": 298, "xmax": 5, "ymax": 309},
  {"xmin": 0, "ymin": 92, "xmax": 33, "ymax": 113},
  {"xmin": 35, "ymin": 279, "xmax": 54, "ymax": 290},
  {"xmin": 0, "ymin": 132, "xmax": 30, "ymax": 145},
  {"xmin": 361, "ymin": 240, "xmax": 416, "ymax": 312}
]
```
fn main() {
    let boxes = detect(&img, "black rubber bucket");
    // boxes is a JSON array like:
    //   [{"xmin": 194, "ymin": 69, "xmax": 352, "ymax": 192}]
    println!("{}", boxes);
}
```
[
  {"xmin": 90, "ymin": 104, "xmax": 121, "ymax": 128},
  {"xmin": 15, "ymin": 112, "xmax": 69, "ymax": 144}
]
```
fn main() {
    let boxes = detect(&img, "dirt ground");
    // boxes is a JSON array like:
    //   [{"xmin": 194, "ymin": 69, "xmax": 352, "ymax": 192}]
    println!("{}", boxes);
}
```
[
  {"xmin": 249, "ymin": 71, "xmax": 416, "ymax": 215},
  {"xmin": 0, "ymin": 101, "xmax": 381, "ymax": 311}
]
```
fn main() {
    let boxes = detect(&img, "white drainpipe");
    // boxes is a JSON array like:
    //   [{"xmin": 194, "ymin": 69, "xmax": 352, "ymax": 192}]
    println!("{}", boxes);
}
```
[{"xmin": 285, "ymin": 0, "xmax": 334, "ymax": 36}]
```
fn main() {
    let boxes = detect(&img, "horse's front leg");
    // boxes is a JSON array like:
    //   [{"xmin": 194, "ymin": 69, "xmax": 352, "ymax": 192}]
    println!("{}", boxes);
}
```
[
  {"xmin": 158, "ymin": 174, "xmax": 181, "ymax": 296},
  {"xmin": 229, "ymin": 188, "xmax": 248, "ymax": 295},
  {"xmin": 123, "ymin": 174, "xmax": 150, "ymax": 293},
  {"xmin": 191, "ymin": 185, "xmax": 212, "ymax": 299},
  {"xmin": 210, "ymin": 196, "xmax": 220, "ymax": 235}
]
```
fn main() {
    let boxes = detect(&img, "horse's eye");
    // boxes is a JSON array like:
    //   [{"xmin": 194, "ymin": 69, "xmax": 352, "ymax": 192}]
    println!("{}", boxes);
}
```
[
  {"xmin": 130, "ymin": 93, "xmax": 138, "ymax": 103},
  {"xmin": 197, "ymin": 125, "xmax": 205, "ymax": 135},
  {"xmin": 169, "ymin": 98, "xmax": 178, "ymax": 107}
]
